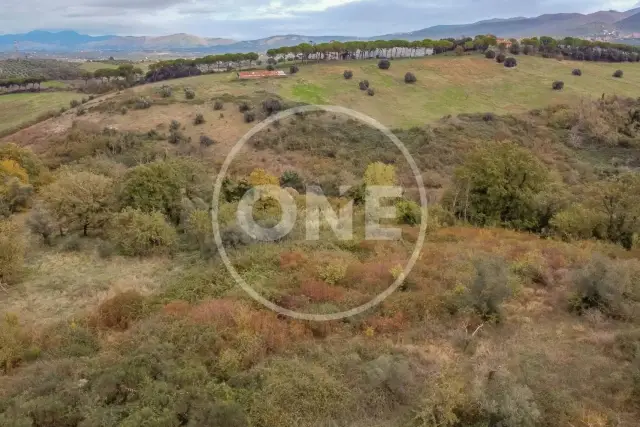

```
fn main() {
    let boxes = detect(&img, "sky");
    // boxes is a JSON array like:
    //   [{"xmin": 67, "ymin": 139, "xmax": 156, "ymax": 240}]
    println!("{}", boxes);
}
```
[{"xmin": 1, "ymin": 0, "xmax": 640, "ymax": 40}]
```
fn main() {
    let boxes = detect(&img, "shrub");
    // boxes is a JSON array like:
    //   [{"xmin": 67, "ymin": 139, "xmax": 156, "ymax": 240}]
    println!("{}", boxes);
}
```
[
  {"xmin": 396, "ymin": 199, "xmax": 421, "ymax": 225},
  {"xmin": 552, "ymin": 81, "xmax": 564, "ymax": 90},
  {"xmin": 42, "ymin": 171, "xmax": 114, "ymax": 236},
  {"xmin": 200, "ymin": 135, "xmax": 216, "ymax": 147},
  {"xmin": 404, "ymin": 72, "xmax": 417, "ymax": 83},
  {"xmin": 572, "ymin": 68, "xmax": 582, "ymax": 76},
  {"xmin": 318, "ymin": 263, "xmax": 347, "ymax": 285},
  {"xmin": 238, "ymin": 102, "xmax": 251, "ymax": 112},
  {"xmin": 168, "ymin": 130, "xmax": 188, "ymax": 144},
  {"xmin": 213, "ymin": 99, "xmax": 223, "ymax": 110},
  {"xmin": 220, "ymin": 225, "xmax": 251, "ymax": 248},
  {"xmin": 367, "ymin": 88, "xmax": 375, "ymax": 96},
  {"xmin": 93, "ymin": 290, "xmax": 145, "ymax": 330},
  {"xmin": 613, "ymin": 70, "xmax": 624, "ymax": 78},
  {"xmin": 358, "ymin": 80, "xmax": 369, "ymax": 90},
  {"xmin": 279, "ymin": 170, "xmax": 304, "ymax": 192},
  {"xmin": 262, "ymin": 98, "xmax": 282, "ymax": 115},
  {"xmin": 0, "ymin": 220, "xmax": 26, "ymax": 285},
  {"xmin": 120, "ymin": 106, "xmax": 127, "ymax": 115},
  {"xmin": 343, "ymin": 70, "xmax": 353, "ymax": 79},
  {"xmin": 378, "ymin": 59, "xmax": 391, "ymax": 70},
  {"xmin": 496, "ymin": 53, "xmax": 506, "ymax": 63},
  {"xmin": 364, "ymin": 161, "xmax": 396, "ymax": 186},
  {"xmin": 134, "ymin": 97, "xmax": 151, "ymax": 109},
  {"xmin": 70, "ymin": 99, "xmax": 80, "ymax": 108},
  {"xmin": 169, "ymin": 119, "xmax": 181, "ymax": 132},
  {"xmin": 117, "ymin": 160, "xmax": 196, "ymax": 223},
  {"xmin": 289, "ymin": 65, "xmax": 299, "ymax": 74},
  {"xmin": 194, "ymin": 113, "xmax": 205, "ymax": 125},
  {"xmin": 503, "ymin": 57, "xmax": 517, "ymax": 68},
  {"xmin": 448, "ymin": 143, "xmax": 550, "ymax": 230},
  {"xmin": 568, "ymin": 255, "xmax": 639, "ymax": 319},
  {"xmin": 76, "ymin": 107, "xmax": 86, "ymax": 116},
  {"xmin": 266, "ymin": 64, "xmax": 275, "ymax": 71},
  {"xmin": 550, "ymin": 204, "xmax": 601, "ymax": 241},
  {"xmin": 244, "ymin": 110, "xmax": 255, "ymax": 123},
  {"xmin": 447, "ymin": 256, "xmax": 512, "ymax": 322},
  {"xmin": 485, "ymin": 50, "xmax": 496, "ymax": 59},
  {"xmin": 159, "ymin": 85, "xmax": 172, "ymax": 98},
  {"xmin": 26, "ymin": 203, "xmax": 57, "ymax": 245},
  {"xmin": 184, "ymin": 88, "xmax": 196, "ymax": 99},
  {"xmin": 81, "ymin": 97, "xmax": 88, "ymax": 104},
  {"xmin": 0, "ymin": 143, "xmax": 44, "ymax": 184},
  {"xmin": 109, "ymin": 208, "xmax": 177, "ymax": 256}
]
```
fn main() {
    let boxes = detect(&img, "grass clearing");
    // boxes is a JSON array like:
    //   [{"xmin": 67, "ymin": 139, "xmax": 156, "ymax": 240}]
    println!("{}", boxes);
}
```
[
  {"xmin": 133, "ymin": 54, "xmax": 640, "ymax": 128},
  {"xmin": 0, "ymin": 91, "xmax": 78, "ymax": 135}
]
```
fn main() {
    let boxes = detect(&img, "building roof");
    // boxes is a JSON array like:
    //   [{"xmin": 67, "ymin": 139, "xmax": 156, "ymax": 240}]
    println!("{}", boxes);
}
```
[{"xmin": 238, "ymin": 70, "xmax": 287, "ymax": 79}]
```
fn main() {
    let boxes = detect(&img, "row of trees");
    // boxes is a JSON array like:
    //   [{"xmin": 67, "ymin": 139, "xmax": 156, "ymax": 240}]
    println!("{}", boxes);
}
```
[{"xmin": 0, "ymin": 76, "xmax": 48, "ymax": 91}]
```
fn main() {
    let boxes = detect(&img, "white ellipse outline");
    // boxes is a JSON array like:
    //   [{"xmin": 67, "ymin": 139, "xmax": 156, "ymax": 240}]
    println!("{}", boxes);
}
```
[{"xmin": 211, "ymin": 104, "xmax": 427, "ymax": 321}]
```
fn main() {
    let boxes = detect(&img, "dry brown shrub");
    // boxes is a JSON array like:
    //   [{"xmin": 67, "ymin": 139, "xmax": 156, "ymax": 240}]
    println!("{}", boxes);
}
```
[
  {"xmin": 92, "ymin": 290, "xmax": 145, "ymax": 330},
  {"xmin": 279, "ymin": 251, "xmax": 306, "ymax": 269},
  {"xmin": 299, "ymin": 280, "xmax": 345, "ymax": 303},
  {"xmin": 367, "ymin": 311, "xmax": 407, "ymax": 333},
  {"xmin": 162, "ymin": 300, "xmax": 190, "ymax": 317},
  {"xmin": 344, "ymin": 261, "xmax": 394, "ymax": 291}
]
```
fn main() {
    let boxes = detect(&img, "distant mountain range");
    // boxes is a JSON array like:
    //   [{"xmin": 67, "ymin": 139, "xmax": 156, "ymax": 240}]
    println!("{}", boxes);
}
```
[{"xmin": 3, "ymin": 7, "xmax": 640, "ymax": 55}]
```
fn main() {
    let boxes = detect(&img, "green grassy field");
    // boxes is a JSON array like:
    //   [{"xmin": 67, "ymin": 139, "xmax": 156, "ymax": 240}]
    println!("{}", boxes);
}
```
[
  {"xmin": 0, "ymin": 92, "xmax": 79, "ymax": 135},
  {"xmin": 138, "ymin": 54, "xmax": 640, "ymax": 127},
  {"xmin": 41, "ymin": 80, "xmax": 70, "ymax": 89},
  {"xmin": 79, "ymin": 61, "xmax": 119, "ymax": 72}
]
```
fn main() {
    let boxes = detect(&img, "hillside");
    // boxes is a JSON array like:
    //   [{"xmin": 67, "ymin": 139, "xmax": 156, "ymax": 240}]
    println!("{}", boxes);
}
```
[{"xmin": 2, "ymin": 50, "xmax": 640, "ymax": 426}]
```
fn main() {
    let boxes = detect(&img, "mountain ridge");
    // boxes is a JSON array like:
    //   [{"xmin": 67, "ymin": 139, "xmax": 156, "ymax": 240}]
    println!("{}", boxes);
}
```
[{"xmin": 3, "ymin": 8, "xmax": 640, "ymax": 54}]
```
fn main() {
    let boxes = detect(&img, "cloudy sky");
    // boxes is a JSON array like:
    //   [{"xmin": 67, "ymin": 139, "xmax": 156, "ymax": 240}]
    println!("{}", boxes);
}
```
[{"xmin": 1, "ymin": 0, "xmax": 640, "ymax": 39}]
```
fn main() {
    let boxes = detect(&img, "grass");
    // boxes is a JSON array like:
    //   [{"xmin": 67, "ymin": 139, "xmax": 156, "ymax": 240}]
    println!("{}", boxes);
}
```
[
  {"xmin": 0, "ymin": 91, "xmax": 78, "ymax": 135},
  {"xmin": 133, "ymin": 54, "xmax": 640, "ymax": 128},
  {"xmin": 40, "ymin": 80, "xmax": 69, "ymax": 89},
  {"xmin": 79, "ymin": 61, "xmax": 119, "ymax": 72}
]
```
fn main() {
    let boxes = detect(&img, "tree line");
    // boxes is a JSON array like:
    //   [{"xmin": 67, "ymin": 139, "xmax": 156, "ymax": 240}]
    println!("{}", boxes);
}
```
[{"xmin": 0, "ymin": 76, "xmax": 47, "ymax": 91}]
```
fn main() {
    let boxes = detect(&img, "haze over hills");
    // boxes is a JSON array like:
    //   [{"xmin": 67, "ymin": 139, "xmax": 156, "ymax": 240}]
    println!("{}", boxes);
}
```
[{"xmin": 3, "ymin": 7, "xmax": 640, "ymax": 55}]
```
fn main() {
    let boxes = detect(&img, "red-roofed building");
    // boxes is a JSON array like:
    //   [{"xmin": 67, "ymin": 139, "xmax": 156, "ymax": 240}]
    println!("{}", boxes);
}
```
[{"xmin": 238, "ymin": 70, "xmax": 287, "ymax": 79}]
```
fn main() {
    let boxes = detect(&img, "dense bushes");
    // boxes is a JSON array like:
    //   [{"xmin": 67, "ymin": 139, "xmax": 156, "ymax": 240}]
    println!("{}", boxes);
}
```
[
  {"xmin": 367, "ymin": 88, "xmax": 375, "ymax": 96},
  {"xmin": 238, "ymin": 102, "xmax": 251, "ymax": 112},
  {"xmin": 447, "ymin": 143, "xmax": 550, "ymax": 230},
  {"xmin": 244, "ymin": 111, "xmax": 255, "ymax": 123},
  {"xmin": 343, "ymin": 70, "xmax": 353, "ymax": 79},
  {"xmin": 279, "ymin": 170, "xmax": 304, "ymax": 192},
  {"xmin": 378, "ymin": 59, "xmax": 391, "ymax": 70},
  {"xmin": 42, "ymin": 171, "xmax": 114, "ymax": 236},
  {"xmin": 485, "ymin": 50, "xmax": 496, "ymax": 59},
  {"xmin": 159, "ymin": 85, "xmax": 172, "ymax": 98},
  {"xmin": 404, "ymin": 72, "xmax": 417, "ymax": 83},
  {"xmin": 0, "ymin": 220, "xmax": 25, "ymax": 285},
  {"xmin": 569, "ymin": 255, "xmax": 640, "ymax": 320},
  {"xmin": 213, "ymin": 99, "xmax": 224, "ymax": 110},
  {"xmin": 289, "ymin": 65, "xmax": 299, "ymax": 74},
  {"xmin": 552, "ymin": 81, "xmax": 564, "ymax": 90},
  {"xmin": 109, "ymin": 208, "xmax": 177, "ymax": 256},
  {"xmin": 503, "ymin": 57, "xmax": 517, "ymax": 68},
  {"xmin": 184, "ymin": 88, "xmax": 196, "ymax": 100},
  {"xmin": 93, "ymin": 290, "xmax": 145, "ymax": 330},
  {"xmin": 572, "ymin": 68, "xmax": 582, "ymax": 76},
  {"xmin": 117, "ymin": 160, "xmax": 189, "ymax": 224},
  {"xmin": 194, "ymin": 113, "xmax": 205, "ymax": 125},
  {"xmin": 613, "ymin": 70, "xmax": 624, "ymax": 78},
  {"xmin": 262, "ymin": 98, "xmax": 282, "ymax": 115},
  {"xmin": 359, "ymin": 80, "xmax": 369, "ymax": 90},
  {"xmin": 200, "ymin": 135, "xmax": 216, "ymax": 147},
  {"xmin": 496, "ymin": 53, "xmax": 506, "ymax": 63}
]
